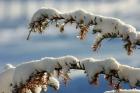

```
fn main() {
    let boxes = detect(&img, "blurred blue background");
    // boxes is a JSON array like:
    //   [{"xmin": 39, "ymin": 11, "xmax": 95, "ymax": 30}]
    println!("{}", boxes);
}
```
[{"xmin": 0, "ymin": 0, "xmax": 140, "ymax": 93}]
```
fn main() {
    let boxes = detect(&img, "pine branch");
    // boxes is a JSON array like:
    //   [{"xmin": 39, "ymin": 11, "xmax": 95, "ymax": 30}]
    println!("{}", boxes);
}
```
[
  {"xmin": 1, "ymin": 56, "xmax": 140, "ymax": 93},
  {"xmin": 80, "ymin": 57, "xmax": 140, "ymax": 90},
  {"xmin": 27, "ymin": 8, "xmax": 140, "ymax": 55},
  {"xmin": 27, "ymin": 9, "xmax": 96, "ymax": 47}
]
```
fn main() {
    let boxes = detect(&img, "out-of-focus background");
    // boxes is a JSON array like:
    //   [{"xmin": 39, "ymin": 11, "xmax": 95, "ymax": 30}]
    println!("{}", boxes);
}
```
[{"xmin": 0, "ymin": 0, "xmax": 140, "ymax": 93}]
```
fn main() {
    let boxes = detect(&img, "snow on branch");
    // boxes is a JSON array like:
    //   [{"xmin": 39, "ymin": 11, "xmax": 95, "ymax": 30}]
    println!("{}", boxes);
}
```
[
  {"xmin": 104, "ymin": 89, "xmax": 140, "ymax": 93},
  {"xmin": 1, "ymin": 56, "xmax": 140, "ymax": 93},
  {"xmin": 27, "ymin": 8, "xmax": 140, "ymax": 55},
  {"xmin": 80, "ymin": 57, "xmax": 120, "ymax": 85},
  {"xmin": 0, "ymin": 55, "xmax": 80, "ymax": 93},
  {"xmin": 80, "ymin": 57, "xmax": 140, "ymax": 91}
]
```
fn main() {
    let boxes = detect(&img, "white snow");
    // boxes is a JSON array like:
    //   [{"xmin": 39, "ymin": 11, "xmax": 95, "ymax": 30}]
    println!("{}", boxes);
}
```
[
  {"xmin": 100, "ymin": 58, "xmax": 120, "ymax": 74},
  {"xmin": 30, "ymin": 8, "xmax": 137, "ymax": 40},
  {"xmin": 104, "ymin": 89, "xmax": 140, "ymax": 93},
  {"xmin": 81, "ymin": 57, "xmax": 120, "ymax": 83},
  {"xmin": 0, "ymin": 65, "xmax": 15, "ymax": 93},
  {"xmin": 0, "ymin": 56, "xmax": 79, "ymax": 93},
  {"xmin": 1, "ymin": 56, "xmax": 140, "ymax": 92},
  {"xmin": 81, "ymin": 57, "xmax": 140, "ymax": 87},
  {"xmin": 13, "ymin": 55, "xmax": 79, "ymax": 86},
  {"xmin": 63, "ymin": 10, "xmax": 94, "ymax": 25},
  {"xmin": 93, "ymin": 16, "xmax": 137, "ymax": 44},
  {"xmin": 30, "ymin": 8, "xmax": 96, "ymax": 27},
  {"xmin": 80, "ymin": 58, "xmax": 100, "ymax": 82},
  {"xmin": 54, "ymin": 55, "xmax": 80, "ymax": 73},
  {"xmin": 31, "ymin": 8, "xmax": 61, "ymax": 23},
  {"xmin": 118, "ymin": 64, "xmax": 140, "ymax": 87},
  {"xmin": 3, "ymin": 64, "xmax": 15, "ymax": 70},
  {"xmin": 29, "ymin": 8, "xmax": 140, "ymax": 54},
  {"xmin": 48, "ymin": 76, "xmax": 60, "ymax": 90}
]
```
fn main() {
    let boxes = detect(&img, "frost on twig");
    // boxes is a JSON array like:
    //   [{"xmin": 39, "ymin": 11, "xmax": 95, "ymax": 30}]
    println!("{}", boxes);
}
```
[{"xmin": 27, "ymin": 8, "xmax": 140, "ymax": 55}]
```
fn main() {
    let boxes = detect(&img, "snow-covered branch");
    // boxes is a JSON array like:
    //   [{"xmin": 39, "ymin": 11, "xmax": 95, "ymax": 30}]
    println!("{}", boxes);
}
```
[
  {"xmin": 0, "ymin": 55, "xmax": 80, "ymax": 93},
  {"xmin": 104, "ymin": 89, "xmax": 140, "ymax": 93},
  {"xmin": 27, "ymin": 8, "xmax": 140, "ymax": 55},
  {"xmin": 80, "ymin": 57, "xmax": 140, "ymax": 91},
  {"xmin": 80, "ymin": 57, "xmax": 120, "ymax": 85},
  {"xmin": 1, "ymin": 55, "xmax": 140, "ymax": 93},
  {"xmin": 75, "ymin": 57, "xmax": 140, "ymax": 92}
]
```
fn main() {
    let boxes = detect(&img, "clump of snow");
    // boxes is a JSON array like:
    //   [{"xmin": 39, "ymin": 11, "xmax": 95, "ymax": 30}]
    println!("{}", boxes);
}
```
[
  {"xmin": 31, "ymin": 8, "xmax": 95, "ymax": 26},
  {"xmin": 96, "ymin": 16, "xmax": 137, "ymax": 38},
  {"xmin": 92, "ymin": 16, "xmax": 137, "ymax": 55},
  {"xmin": 55, "ymin": 55, "xmax": 80, "ymax": 73},
  {"xmin": 31, "ymin": 8, "xmax": 61, "ymax": 23},
  {"xmin": 80, "ymin": 58, "xmax": 100, "ymax": 83},
  {"xmin": 100, "ymin": 58, "xmax": 120, "ymax": 75},
  {"xmin": 13, "ymin": 55, "xmax": 79, "ymax": 86},
  {"xmin": 0, "ymin": 65, "xmax": 15, "ymax": 93},
  {"xmin": 4, "ymin": 64, "xmax": 15, "ymax": 70},
  {"xmin": 118, "ymin": 64, "xmax": 140, "ymax": 87},
  {"xmin": 48, "ymin": 76, "xmax": 60, "ymax": 90},
  {"xmin": 104, "ymin": 89, "xmax": 140, "ymax": 93},
  {"xmin": 13, "ymin": 59, "xmax": 44, "ymax": 86},
  {"xmin": 92, "ymin": 15, "xmax": 138, "ymax": 55},
  {"xmin": 93, "ymin": 16, "xmax": 137, "ymax": 42},
  {"xmin": 62, "ymin": 9, "xmax": 94, "ymax": 25},
  {"xmin": 80, "ymin": 57, "xmax": 120, "ymax": 84}
]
